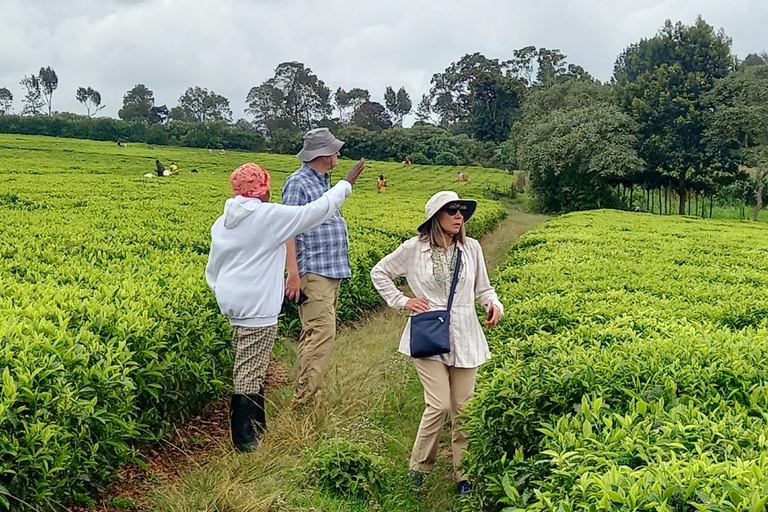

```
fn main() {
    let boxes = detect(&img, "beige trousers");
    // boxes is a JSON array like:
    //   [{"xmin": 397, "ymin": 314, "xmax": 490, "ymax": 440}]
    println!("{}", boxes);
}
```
[
  {"xmin": 293, "ymin": 273, "xmax": 341, "ymax": 405},
  {"xmin": 409, "ymin": 358, "xmax": 478, "ymax": 482}
]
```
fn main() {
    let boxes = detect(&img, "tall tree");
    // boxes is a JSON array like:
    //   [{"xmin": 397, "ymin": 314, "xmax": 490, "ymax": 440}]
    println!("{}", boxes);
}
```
[
  {"xmin": 706, "ymin": 66, "xmax": 768, "ymax": 220},
  {"xmin": 245, "ymin": 61, "xmax": 331, "ymax": 133},
  {"xmin": 467, "ymin": 71, "xmax": 523, "ymax": 142},
  {"xmin": 20, "ymin": 75, "xmax": 44, "ymax": 115},
  {"xmin": 118, "ymin": 84, "xmax": 167, "ymax": 124},
  {"xmin": 520, "ymin": 104, "xmax": 644, "ymax": 212},
  {"xmin": 508, "ymin": 46, "xmax": 588, "ymax": 86},
  {"xmin": 384, "ymin": 86, "xmax": 412, "ymax": 126},
  {"xmin": 613, "ymin": 17, "xmax": 737, "ymax": 214},
  {"xmin": 175, "ymin": 86, "xmax": 232, "ymax": 122},
  {"xmin": 418, "ymin": 53, "xmax": 524, "ymax": 141},
  {"xmin": 517, "ymin": 78, "xmax": 644, "ymax": 212},
  {"xmin": 76, "ymin": 87, "xmax": 105, "ymax": 117},
  {"xmin": 508, "ymin": 46, "xmax": 538, "ymax": 86},
  {"xmin": 535, "ymin": 48, "xmax": 568, "ymax": 85},
  {"xmin": 38, "ymin": 66, "xmax": 58, "ymax": 115},
  {"xmin": 0, "ymin": 88, "xmax": 12, "ymax": 115},
  {"xmin": 334, "ymin": 88, "xmax": 370, "ymax": 123},
  {"xmin": 350, "ymin": 101, "xmax": 392, "ymax": 131},
  {"xmin": 743, "ymin": 53, "xmax": 768, "ymax": 67}
]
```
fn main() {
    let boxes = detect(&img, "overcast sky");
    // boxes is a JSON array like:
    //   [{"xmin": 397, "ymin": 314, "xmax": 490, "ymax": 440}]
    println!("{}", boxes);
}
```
[{"xmin": 1, "ymin": 0, "xmax": 766, "ymax": 126}]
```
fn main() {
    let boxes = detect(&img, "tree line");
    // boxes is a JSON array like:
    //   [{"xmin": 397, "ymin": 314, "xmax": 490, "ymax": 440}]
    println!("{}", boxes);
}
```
[
  {"xmin": 1, "ymin": 16, "xmax": 767, "ymax": 219},
  {"xmin": 511, "ymin": 17, "xmax": 768, "ymax": 220}
]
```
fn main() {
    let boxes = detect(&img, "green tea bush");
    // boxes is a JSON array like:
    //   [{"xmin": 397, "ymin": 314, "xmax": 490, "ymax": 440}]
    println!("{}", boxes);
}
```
[
  {"xmin": 0, "ymin": 134, "xmax": 510, "ymax": 510},
  {"xmin": 309, "ymin": 438, "xmax": 389, "ymax": 499},
  {"xmin": 464, "ymin": 210, "xmax": 768, "ymax": 511}
]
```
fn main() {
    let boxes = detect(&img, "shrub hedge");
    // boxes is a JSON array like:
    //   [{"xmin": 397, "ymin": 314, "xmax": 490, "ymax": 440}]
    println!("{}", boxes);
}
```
[
  {"xmin": 464, "ymin": 210, "xmax": 768, "ymax": 512},
  {"xmin": 0, "ymin": 134, "xmax": 510, "ymax": 510}
]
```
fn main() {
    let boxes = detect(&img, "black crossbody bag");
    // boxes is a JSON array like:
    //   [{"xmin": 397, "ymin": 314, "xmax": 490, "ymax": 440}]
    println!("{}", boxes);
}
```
[{"xmin": 409, "ymin": 248, "xmax": 462, "ymax": 358}]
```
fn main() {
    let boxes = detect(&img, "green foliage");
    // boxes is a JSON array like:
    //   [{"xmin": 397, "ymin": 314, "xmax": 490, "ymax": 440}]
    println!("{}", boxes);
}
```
[
  {"xmin": 350, "ymin": 101, "xmax": 392, "ymax": 131},
  {"xmin": 118, "ymin": 84, "xmax": 168, "ymax": 125},
  {"xmin": 19, "ymin": 75, "xmax": 43, "ymax": 116},
  {"xmin": 0, "ymin": 88, "xmax": 12, "ymax": 115},
  {"xmin": 464, "ymin": 210, "xmax": 768, "ymax": 511},
  {"xmin": 173, "ymin": 87, "xmax": 232, "ymax": 123},
  {"xmin": 0, "ymin": 134, "xmax": 509, "ymax": 509},
  {"xmin": 418, "ymin": 53, "xmax": 525, "ymax": 143},
  {"xmin": 334, "ymin": 87, "xmax": 370, "ymax": 124},
  {"xmin": 338, "ymin": 124, "xmax": 496, "ymax": 167},
  {"xmin": 614, "ymin": 17, "xmax": 738, "ymax": 213},
  {"xmin": 38, "ymin": 67, "xmax": 58, "ymax": 116},
  {"xmin": 408, "ymin": 151, "xmax": 431, "ymax": 165},
  {"xmin": 309, "ymin": 438, "xmax": 389, "ymax": 499},
  {"xmin": 383, "ymin": 86, "xmax": 412, "ymax": 126},
  {"xmin": 520, "ymin": 78, "xmax": 609, "ymax": 120},
  {"xmin": 76, "ymin": 87, "xmax": 104, "ymax": 117},
  {"xmin": 0, "ymin": 114, "xmax": 268, "ymax": 152},
  {"xmin": 434, "ymin": 152, "xmax": 459, "ymax": 166},
  {"xmin": 519, "ymin": 98, "xmax": 644, "ymax": 212},
  {"xmin": 245, "ymin": 61, "xmax": 332, "ymax": 133},
  {"xmin": 707, "ymin": 66, "xmax": 768, "ymax": 168}
]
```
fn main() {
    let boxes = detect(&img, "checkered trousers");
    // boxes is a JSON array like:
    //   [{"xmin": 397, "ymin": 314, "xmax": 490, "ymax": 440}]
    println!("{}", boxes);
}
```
[{"xmin": 231, "ymin": 325, "xmax": 277, "ymax": 395}]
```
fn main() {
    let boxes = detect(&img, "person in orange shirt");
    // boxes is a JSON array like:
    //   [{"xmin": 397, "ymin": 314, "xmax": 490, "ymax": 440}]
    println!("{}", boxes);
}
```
[{"xmin": 377, "ymin": 174, "xmax": 387, "ymax": 193}]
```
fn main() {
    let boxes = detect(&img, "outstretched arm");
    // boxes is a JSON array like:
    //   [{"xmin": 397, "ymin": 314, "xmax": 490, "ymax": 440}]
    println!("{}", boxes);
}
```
[{"xmin": 271, "ymin": 159, "xmax": 365, "ymax": 245}]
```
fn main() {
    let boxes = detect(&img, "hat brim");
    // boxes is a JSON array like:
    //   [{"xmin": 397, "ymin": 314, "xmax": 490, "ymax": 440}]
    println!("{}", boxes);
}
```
[
  {"xmin": 417, "ymin": 199, "xmax": 477, "ymax": 233},
  {"xmin": 296, "ymin": 139, "xmax": 345, "ymax": 161}
]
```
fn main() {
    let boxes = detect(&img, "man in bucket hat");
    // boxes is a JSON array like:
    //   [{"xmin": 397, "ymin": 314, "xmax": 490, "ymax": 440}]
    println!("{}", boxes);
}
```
[
  {"xmin": 283, "ymin": 128, "xmax": 359, "ymax": 408},
  {"xmin": 206, "ymin": 159, "xmax": 364, "ymax": 452}
]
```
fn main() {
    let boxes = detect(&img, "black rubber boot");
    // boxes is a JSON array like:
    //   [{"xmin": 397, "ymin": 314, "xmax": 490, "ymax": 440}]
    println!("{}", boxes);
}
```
[{"xmin": 230, "ymin": 394, "xmax": 261, "ymax": 452}]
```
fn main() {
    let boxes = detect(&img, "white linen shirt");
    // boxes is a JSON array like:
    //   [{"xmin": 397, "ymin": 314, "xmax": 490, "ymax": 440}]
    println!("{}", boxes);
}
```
[{"xmin": 370, "ymin": 236, "xmax": 503, "ymax": 368}]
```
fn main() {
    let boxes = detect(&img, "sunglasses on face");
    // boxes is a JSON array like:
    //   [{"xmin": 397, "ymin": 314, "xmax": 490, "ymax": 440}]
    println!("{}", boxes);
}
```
[{"xmin": 443, "ymin": 204, "xmax": 468, "ymax": 217}]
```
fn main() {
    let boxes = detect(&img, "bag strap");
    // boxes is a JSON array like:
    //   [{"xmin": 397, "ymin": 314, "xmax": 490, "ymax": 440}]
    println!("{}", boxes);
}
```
[{"xmin": 446, "ymin": 248, "xmax": 463, "ymax": 311}]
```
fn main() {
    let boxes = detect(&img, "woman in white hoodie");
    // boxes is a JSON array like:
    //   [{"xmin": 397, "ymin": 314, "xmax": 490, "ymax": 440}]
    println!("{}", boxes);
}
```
[{"xmin": 206, "ymin": 159, "xmax": 364, "ymax": 451}]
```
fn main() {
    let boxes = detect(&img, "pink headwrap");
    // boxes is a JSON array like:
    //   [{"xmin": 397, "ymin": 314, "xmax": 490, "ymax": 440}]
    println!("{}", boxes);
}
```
[{"xmin": 230, "ymin": 163, "xmax": 271, "ymax": 198}]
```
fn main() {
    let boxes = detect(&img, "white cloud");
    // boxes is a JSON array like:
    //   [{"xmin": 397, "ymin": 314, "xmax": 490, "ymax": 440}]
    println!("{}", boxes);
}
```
[{"xmin": 0, "ymin": 0, "xmax": 766, "ymax": 123}]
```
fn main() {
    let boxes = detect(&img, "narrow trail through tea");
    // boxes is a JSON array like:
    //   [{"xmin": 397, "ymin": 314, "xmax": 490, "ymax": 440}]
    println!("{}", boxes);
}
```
[{"xmin": 84, "ymin": 207, "xmax": 547, "ymax": 512}]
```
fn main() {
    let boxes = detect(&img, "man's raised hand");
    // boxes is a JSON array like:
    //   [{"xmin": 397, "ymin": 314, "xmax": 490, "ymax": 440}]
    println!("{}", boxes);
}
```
[{"xmin": 344, "ymin": 158, "xmax": 365, "ymax": 186}]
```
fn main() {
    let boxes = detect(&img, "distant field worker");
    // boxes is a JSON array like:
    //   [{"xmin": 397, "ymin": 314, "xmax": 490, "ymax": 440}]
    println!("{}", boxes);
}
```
[
  {"xmin": 170, "ymin": 163, "xmax": 179, "ymax": 175},
  {"xmin": 370, "ymin": 191, "xmax": 503, "ymax": 497},
  {"xmin": 206, "ymin": 160, "xmax": 365, "ymax": 452},
  {"xmin": 155, "ymin": 160, "xmax": 165, "ymax": 177},
  {"xmin": 377, "ymin": 174, "xmax": 387, "ymax": 193},
  {"xmin": 457, "ymin": 171, "xmax": 468, "ymax": 182}
]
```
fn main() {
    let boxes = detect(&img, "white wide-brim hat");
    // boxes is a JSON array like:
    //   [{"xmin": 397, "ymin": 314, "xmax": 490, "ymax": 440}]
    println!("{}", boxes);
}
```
[
  {"xmin": 296, "ymin": 127, "xmax": 345, "ymax": 161},
  {"xmin": 417, "ymin": 191, "xmax": 477, "ymax": 233}
]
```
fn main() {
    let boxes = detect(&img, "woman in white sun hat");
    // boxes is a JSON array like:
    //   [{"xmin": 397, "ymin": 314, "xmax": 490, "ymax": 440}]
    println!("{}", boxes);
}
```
[{"xmin": 370, "ymin": 191, "xmax": 503, "ymax": 496}]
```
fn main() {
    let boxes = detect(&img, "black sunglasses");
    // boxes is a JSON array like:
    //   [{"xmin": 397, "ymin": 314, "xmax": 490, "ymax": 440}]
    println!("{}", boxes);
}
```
[{"xmin": 443, "ymin": 204, "xmax": 468, "ymax": 217}]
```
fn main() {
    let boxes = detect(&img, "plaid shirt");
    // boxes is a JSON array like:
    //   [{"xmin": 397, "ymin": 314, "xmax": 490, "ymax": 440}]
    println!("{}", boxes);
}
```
[{"xmin": 282, "ymin": 163, "xmax": 351, "ymax": 279}]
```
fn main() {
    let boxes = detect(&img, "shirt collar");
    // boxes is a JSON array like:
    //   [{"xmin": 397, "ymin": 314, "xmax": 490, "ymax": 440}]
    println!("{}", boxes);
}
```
[{"xmin": 301, "ymin": 162, "xmax": 330, "ymax": 182}]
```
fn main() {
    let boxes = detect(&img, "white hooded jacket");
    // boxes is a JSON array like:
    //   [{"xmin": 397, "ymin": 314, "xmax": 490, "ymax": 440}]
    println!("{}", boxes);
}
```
[{"xmin": 206, "ymin": 180, "xmax": 352, "ymax": 327}]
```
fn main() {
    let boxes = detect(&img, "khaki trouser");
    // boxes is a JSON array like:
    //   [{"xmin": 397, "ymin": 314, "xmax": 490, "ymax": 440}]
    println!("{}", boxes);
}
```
[
  {"xmin": 410, "ymin": 358, "xmax": 478, "ymax": 483},
  {"xmin": 293, "ymin": 273, "xmax": 341, "ymax": 405}
]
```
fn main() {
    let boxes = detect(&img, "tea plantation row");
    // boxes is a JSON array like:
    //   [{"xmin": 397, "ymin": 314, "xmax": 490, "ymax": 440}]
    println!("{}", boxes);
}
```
[
  {"xmin": 0, "ymin": 135, "xmax": 509, "ymax": 510},
  {"xmin": 465, "ymin": 210, "xmax": 768, "ymax": 512}
]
